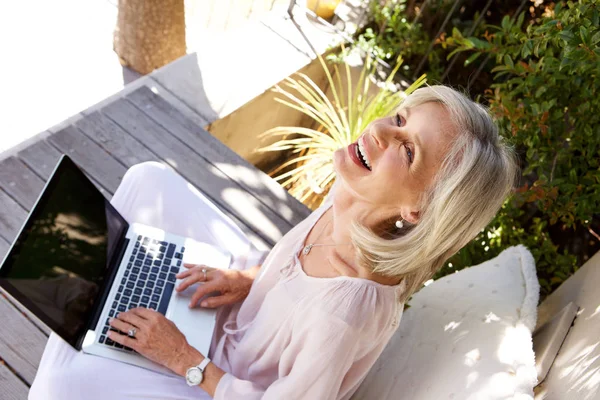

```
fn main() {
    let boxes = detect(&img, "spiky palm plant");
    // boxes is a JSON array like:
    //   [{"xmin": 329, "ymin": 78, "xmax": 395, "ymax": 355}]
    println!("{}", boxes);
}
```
[{"xmin": 260, "ymin": 56, "xmax": 427, "ymax": 209}]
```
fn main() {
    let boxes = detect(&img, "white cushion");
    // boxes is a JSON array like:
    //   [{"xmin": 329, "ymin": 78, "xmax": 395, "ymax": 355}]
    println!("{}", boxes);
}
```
[{"xmin": 352, "ymin": 245, "xmax": 540, "ymax": 400}]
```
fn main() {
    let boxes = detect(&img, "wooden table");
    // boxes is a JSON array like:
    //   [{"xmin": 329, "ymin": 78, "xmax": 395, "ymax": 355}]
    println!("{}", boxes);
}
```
[{"xmin": 0, "ymin": 86, "xmax": 309, "ymax": 397}]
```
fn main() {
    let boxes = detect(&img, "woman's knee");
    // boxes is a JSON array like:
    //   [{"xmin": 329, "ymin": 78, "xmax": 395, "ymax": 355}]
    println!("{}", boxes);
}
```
[{"xmin": 122, "ymin": 161, "xmax": 181, "ymax": 188}]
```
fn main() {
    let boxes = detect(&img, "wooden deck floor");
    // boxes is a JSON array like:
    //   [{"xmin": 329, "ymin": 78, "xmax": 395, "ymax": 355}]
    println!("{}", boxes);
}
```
[{"xmin": 0, "ymin": 83, "xmax": 309, "ymax": 397}]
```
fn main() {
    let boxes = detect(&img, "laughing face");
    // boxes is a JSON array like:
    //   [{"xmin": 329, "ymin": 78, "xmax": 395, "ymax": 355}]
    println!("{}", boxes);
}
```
[{"xmin": 333, "ymin": 102, "xmax": 457, "ymax": 225}]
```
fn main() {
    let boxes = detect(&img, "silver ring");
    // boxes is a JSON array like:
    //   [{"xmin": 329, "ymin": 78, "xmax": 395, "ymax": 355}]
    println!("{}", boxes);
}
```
[
  {"xmin": 202, "ymin": 268, "xmax": 207, "ymax": 281},
  {"xmin": 128, "ymin": 328, "xmax": 137, "ymax": 338}
]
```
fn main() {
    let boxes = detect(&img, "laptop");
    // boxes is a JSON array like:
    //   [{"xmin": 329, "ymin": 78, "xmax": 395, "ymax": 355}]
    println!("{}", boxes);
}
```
[{"xmin": 0, "ymin": 155, "xmax": 232, "ymax": 375}]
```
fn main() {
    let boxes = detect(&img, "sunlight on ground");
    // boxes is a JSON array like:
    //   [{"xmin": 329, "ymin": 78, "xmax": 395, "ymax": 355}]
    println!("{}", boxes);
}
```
[
  {"xmin": 212, "ymin": 162, "xmax": 296, "ymax": 222},
  {"xmin": 165, "ymin": 158, "xmax": 179, "ymax": 168},
  {"xmin": 215, "ymin": 162, "xmax": 262, "ymax": 188},
  {"xmin": 0, "ymin": 0, "xmax": 289, "ymax": 154},
  {"xmin": 222, "ymin": 187, "xmax": 280, "ymax": 238},
  {"xmin": 0, "ymin": 0, "xmax": 125, "ymax": 153}
]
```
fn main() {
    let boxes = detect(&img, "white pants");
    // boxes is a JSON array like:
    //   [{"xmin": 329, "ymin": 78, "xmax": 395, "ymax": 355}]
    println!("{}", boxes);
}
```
[{"xmin": 29, "ymin": 162, "xmax": 261, "ymax": 400}]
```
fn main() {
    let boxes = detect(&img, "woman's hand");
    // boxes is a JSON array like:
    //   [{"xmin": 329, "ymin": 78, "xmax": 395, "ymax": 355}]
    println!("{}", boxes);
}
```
[
  {"xmin": 175, "ymin": 264, "xmax": 259, "ymax": 308},
  {"xmin": 108, "ymin": 307, "xmax": 201, "ymax": 375}
]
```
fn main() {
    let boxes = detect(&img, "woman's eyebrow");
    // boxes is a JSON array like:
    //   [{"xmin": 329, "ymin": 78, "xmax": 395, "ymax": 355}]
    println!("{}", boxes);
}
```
[
  {"xmin": 401, "ymin": 108, "xmax": 425, "ymax": 174},
  {"xmin": 402, "ymin": 108, "xmax": 422, "ymax": 151}
]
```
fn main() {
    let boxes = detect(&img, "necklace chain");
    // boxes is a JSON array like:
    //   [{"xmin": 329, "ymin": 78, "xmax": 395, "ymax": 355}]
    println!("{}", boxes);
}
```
[{"xmin": 302, "ymin": 214, "xmax": 350, "ymax": 255}]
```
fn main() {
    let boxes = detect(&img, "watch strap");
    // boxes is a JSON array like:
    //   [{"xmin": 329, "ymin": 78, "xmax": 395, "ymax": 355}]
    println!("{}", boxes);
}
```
[{"xmin": 197, "ymin": 356, "xmax": 211, "ymax": 372}]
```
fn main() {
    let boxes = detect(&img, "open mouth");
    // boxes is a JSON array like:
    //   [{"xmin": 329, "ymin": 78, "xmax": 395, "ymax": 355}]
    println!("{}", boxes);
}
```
[{"xmin": 356, "ymin": 140, "xmax": 371, "ymax": 171}]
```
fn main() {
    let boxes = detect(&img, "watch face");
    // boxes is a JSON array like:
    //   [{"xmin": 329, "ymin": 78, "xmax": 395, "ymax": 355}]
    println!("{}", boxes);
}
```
[{"xmin": 186, "ymin": 368, "xmax": 203, "ymax": 386}]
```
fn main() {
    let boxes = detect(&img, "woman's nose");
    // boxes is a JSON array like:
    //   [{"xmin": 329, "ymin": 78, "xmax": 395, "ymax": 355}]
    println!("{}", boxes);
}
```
[{"xmin": 371, "ymin": 122, "xmax": 394, "ymax": 149}]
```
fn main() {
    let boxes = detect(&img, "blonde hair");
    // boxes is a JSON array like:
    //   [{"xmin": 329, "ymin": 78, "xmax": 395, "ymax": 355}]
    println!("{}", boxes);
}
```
[{"xmin": 353, "ymin": 85, "xmax": 518, "ymax": 303}]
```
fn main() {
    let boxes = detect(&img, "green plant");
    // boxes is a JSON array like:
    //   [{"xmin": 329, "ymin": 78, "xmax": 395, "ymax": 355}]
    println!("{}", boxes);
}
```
[
  {"xmin": 438, "ymin": 1, "xmax": 600, "ymax": 299},
  {"xmin": 331, "ymin": 0, "xmax": 439, "ymax": 78},
  {"xmin": 334, "ymin": 0, "xmax": 548, "ymax": 94},
  {"xmin": 259, "ymin": 56, "xmax": 427, "ymax": 208}
]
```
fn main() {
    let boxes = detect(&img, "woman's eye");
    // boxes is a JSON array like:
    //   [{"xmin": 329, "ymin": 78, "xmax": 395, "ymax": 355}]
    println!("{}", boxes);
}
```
[
  {"xmin": 394, "ymin": 113, "xmax": 412, "ymax": 163},
  {"xmin": 405, "ymin": 145, "xmax": 413, "ymax": 163},
  {"xmin": 395, "ymin": 113, "xmax": 405, "ymax": 127}
]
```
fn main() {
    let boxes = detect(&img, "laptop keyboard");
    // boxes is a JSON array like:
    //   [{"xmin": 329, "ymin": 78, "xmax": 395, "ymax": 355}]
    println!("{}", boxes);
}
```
[{"xmin": 98, "ymin": 235, "xmax": 185, "ymax": 352}]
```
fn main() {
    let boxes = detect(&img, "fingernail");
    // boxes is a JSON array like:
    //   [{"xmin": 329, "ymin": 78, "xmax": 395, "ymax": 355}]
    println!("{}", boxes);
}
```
[
  {"xmin": 200, "ymin": 301, "xmax": 208, "ymax": 307},
  {"xmin": 107, "ymin": 332, "xmax": 112, "ymax": 337},
  {"xmin": 108, "ymin": 318, "xmax": 114, "ymax": 323}
]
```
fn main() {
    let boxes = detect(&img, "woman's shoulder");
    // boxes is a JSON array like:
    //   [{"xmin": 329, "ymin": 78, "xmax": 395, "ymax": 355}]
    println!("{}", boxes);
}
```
[{"xmin": 304, "ymin": 277, "xmax": 404, "ymax": 331}]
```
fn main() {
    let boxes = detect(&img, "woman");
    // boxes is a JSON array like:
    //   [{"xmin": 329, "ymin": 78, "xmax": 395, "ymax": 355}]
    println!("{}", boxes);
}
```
[{"xmin": 30, "ymin": 85, "xmax": 517, "ymax": 399}]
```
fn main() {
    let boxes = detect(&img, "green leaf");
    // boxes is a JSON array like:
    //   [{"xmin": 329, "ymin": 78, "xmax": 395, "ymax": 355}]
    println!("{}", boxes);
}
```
[
  {"xmin": 554, "ymin": 2, "xmax": 563, "ymax": 14},
  {"xmin": 447, "ymin": 48, "xmax": 467, "ymax": 60},
  {"xmin": 491, "ymin": 65, "xmax": 509, "ymax": 73},
  {"xmin": 516, "ymin": 12, "xmax": 525, "ymax": 29},
  {"xmin": 469, "ymin": 37, "xmax": 491, "ymax": 50},
  {"xmin": 534, "ymin": 40, "xmax": 541, "ymax": 57},
  {"xmin": 535, "ymin": 86, "xmax": 547, "ymax": 98},
  {"xmin": 464, "ymin": 52, "xmax": 482, "ymax": 66},
  {"xmin": 493, "ymin": 70, "xmax": 512, "ymax": 79},
  {"xmin": 504, "ymin": 54, "xmax": 514, "ymax": 69},
  {"xmin": 570, "ymin": 169, "xmax": 578, "ymax": 182},
  {"xmin": 452, "ymin": 27, "xmax": 464, "ymax": 39},
  {"xmin": 501, "ymin": 15, "xmax": 511, "ymax": 31},
  {"xmin": 580, "ymin": 26, "xmax": 590, "ymax": 44},
  {"xmin": 559, "ymin": 57, "xmax": 571, "ymax": 71},
  {"xmin": 559, "ymin": 30, "xmax": 576, "ymax": 43},
  {"xmin": 522, "ymin": 40, "xmax": 533, "ymax": 58}
]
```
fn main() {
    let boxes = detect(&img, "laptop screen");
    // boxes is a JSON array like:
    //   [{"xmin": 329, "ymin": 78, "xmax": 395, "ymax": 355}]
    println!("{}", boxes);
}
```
[{"xmin": 0, "ymin": 156, "xmax": 128, "ymax": 348}]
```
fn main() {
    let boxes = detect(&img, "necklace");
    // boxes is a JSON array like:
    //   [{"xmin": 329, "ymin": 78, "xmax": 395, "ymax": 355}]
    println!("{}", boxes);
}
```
[{"xmin": 302, "ymin": 216, "xmax": 351, "ymax": 256}]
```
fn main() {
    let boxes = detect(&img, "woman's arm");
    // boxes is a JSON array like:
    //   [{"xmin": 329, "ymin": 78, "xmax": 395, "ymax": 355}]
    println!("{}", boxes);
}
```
[
  {"xmin": 109, "ymin": 307, "xmax": 361, "ymax": 400},
  {"xmin": 171, "ymin": 345, "xmax": 225, "ymax": 397},
  {"xmin": 108, "ymin": 308, "xmax": 226, "ymax": 397}
]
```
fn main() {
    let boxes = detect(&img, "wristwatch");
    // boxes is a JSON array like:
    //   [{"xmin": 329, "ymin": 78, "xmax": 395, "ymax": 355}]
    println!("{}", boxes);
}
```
[{"xmin": 185, "ymin": 357, "xmax": 211, "ymax": 386}]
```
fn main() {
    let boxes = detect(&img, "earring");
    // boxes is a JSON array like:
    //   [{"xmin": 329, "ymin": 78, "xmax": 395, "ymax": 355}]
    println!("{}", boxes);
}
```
[{"xmin": 395, "ymin": 219, "xmax": 404, "ymax": 229}]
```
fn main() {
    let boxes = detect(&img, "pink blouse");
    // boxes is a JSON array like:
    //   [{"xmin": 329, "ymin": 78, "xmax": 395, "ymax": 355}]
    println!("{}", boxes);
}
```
[{"xmin": 209, "ymin": 189, "xmax": 407, "ymax": 399}]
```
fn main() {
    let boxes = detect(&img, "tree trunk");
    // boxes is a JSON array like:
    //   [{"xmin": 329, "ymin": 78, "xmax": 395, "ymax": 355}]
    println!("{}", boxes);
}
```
[{"xmin": 114, "ymin": 0, "xmax": 186, "ymax": 75}]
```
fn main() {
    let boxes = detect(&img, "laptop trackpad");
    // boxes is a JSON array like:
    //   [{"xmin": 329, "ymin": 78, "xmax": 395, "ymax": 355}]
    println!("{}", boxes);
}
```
[{"xmin": 169, "ymin": 284, "xmax": 217, "ymax": 355}]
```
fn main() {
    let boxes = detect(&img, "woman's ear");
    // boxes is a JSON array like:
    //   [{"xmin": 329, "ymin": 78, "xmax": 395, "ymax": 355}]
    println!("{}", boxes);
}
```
[{"xmin": 402, "ymin": 210, "xmax": 420, "ymax": 225}]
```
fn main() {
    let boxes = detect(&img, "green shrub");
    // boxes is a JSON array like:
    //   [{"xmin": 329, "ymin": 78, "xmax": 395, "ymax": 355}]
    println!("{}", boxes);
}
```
[
  {"xmin": 330, "ymin": 0, "xmax": 441, "ymax": 79},
  {"xmin": 439, "ymin": 1, "xmax": 600, "ymax": 300},
  {"xmin": 332, "ymin": 0, "xmax": 528, "ymax": 89}
]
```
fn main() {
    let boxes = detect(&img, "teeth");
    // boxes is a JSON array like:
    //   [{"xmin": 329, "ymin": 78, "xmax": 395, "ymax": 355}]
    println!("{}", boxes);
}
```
[{"xmin": 357, "ymin": 141, "xmax": 371, "ymax": 169}]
